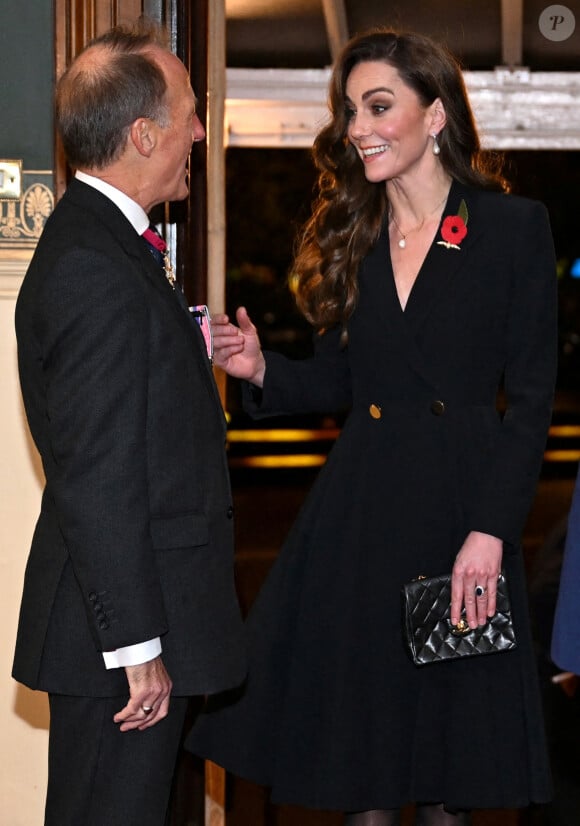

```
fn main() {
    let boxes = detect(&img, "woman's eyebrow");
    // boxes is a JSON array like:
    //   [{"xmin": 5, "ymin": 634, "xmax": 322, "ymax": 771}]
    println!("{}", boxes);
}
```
[{"xmin": 362, "ymin": 86, "xmax": 394, "ymax": 101}]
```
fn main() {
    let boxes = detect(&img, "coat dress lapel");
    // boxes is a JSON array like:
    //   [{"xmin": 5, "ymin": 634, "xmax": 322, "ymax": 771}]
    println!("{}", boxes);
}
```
[
  {"xmin": 382, "ymin": 180, "xmax": 484, "ymax": 390},
  {"xmin": 403, "ymin": 180, "xmax": 483, "ymax": 330}
]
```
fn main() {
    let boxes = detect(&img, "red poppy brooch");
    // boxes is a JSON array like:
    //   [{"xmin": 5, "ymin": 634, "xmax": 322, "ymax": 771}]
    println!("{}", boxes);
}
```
[{"xmin": 437, "ymin": 199, "xmax": 468, "ymax": 250}]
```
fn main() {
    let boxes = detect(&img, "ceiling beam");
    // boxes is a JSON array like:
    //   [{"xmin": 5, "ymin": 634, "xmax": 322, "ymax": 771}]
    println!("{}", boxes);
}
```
[
  {"xmin": 501, "ymin": 0, "xmax": 524, "ymax": 67},
  {"xmin": 321, "ymin": 0, "xmax": 349, "ymax": 62},
  {"xmin": 226, "ymin": 67, "xmax": 580, "ymax": 149}
]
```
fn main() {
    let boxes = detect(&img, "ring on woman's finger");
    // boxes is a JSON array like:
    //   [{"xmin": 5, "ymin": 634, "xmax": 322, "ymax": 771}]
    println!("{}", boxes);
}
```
[
  {"xmin": 475, "ymin": 585, "xmax": 487, "ymax": 598},
  {"xmin": 141, "ymin": 705, "xmax": 154, "ymax": 715}
]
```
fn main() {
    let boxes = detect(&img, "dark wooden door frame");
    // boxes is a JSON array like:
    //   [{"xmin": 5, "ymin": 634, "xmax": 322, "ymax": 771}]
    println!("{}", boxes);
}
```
[{"xmin": 172, "ymin": 0, "xmax": 208, "ymax": 305}]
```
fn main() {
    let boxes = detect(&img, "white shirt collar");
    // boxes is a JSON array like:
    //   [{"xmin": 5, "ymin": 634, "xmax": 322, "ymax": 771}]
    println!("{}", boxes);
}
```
[{"xmin": 75, "ymin": 171, "xmax": 149, "ymax": 235}]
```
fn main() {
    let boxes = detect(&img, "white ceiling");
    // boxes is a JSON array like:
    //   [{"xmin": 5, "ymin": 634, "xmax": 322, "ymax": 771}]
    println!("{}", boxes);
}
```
[
  {"xmin": 223, "ymin": 1, "xmax": 580, "ymax": 149},
  {"xmin": 225, "ymin": 0, "xmax": 580, "ymax": 71}
]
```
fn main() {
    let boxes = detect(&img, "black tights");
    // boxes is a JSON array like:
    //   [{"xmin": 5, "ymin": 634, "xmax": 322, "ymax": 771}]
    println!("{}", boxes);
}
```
[{"xmin": 344, "ymin": 804, "xmax": 471, "ymax": 826}]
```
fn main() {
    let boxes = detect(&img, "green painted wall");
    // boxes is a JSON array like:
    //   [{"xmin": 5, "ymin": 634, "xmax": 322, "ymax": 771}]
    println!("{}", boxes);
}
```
[{"xmin": 0, "ymin": 2, "xmax": 54, "ymax": 170}]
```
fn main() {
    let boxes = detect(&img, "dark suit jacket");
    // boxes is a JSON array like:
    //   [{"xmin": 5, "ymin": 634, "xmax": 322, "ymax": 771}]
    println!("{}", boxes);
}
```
[
  {"xmin": 12, "ymin": 179, "xmax": 246, "ymax": 697},
  {"xmin": 551, "ymin": 472, "xmax": 580, "ymax": 674}
]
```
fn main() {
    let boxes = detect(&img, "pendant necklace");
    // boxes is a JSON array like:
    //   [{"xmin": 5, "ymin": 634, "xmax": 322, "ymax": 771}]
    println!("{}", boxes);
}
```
[
  {"xmin": 390, "ymin": 193, "xmax": 449, "ymax": 250},
  {"xmin": 391, "ymin": 214, "xmax": 422, "ymax": 249}
]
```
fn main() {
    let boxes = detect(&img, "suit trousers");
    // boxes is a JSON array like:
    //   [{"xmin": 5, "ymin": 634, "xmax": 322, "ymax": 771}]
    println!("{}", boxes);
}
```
[{"xmin": 46, "ymin": 693, "xmax": 190, "ymax": 826}]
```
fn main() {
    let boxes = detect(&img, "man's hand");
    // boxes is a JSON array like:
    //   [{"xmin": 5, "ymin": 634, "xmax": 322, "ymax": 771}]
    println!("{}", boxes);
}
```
[{"xmin": 113, "ymin": 655, "xmax": 172, "ymax": 732}]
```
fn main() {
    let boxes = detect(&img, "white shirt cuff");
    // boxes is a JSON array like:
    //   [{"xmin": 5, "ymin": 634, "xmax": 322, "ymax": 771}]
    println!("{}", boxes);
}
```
[{"xmin": 102, "ymin": 637, "xmax": 162, "ymax": 670}]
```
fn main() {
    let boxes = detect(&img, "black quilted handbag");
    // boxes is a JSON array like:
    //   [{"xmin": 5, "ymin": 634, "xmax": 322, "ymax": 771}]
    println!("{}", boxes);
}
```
[{"xmin": 402, "ymin": 572, "xmax": 517, "ymax": 665}]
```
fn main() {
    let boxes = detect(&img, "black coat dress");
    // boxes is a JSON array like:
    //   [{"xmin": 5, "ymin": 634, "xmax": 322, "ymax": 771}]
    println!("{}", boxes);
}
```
[{"xmin": 187, "ymin": 181, "xmax": 556, "ymax": 811}]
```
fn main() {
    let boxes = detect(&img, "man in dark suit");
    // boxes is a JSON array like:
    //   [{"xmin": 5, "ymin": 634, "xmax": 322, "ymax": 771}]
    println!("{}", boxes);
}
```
[{"xmin": 12, "ymin": 22, "xmax": 246, "ymax": 826}]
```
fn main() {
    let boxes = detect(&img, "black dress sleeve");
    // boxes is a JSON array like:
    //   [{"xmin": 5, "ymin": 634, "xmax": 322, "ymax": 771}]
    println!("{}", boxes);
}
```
[
  {"xmin": 469, "ymin": 200, "xmax": 558, "ymax": 546},
  {"xmin": 242, "ymin": 325, "xmax": 352, "ymax": 419}
]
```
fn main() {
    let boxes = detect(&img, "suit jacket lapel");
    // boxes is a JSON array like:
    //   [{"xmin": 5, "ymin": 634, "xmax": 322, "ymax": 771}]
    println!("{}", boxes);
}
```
[
  {"xmin": 133, "ymin": 231, "xmax": 225, "ymax": 419},
  {"xmin": 64, "ymin": 180, "xmax": 225, "ymax": 420}
]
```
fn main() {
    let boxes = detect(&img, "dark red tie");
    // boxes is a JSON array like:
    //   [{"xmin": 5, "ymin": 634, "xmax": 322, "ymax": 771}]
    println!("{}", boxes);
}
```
[
  {"xmin": 142, "ymin": 224, "xmax": 167, "ymax": 269},
  {"xmin": 142, "ymin": 225, "xmax": 167, "ymax": 254}
]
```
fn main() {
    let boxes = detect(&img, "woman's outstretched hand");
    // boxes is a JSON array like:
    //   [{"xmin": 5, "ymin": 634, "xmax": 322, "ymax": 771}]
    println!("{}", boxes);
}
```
[{"xmin": 211, "ymin": 306, "xmax": 266, "ymax": 386}]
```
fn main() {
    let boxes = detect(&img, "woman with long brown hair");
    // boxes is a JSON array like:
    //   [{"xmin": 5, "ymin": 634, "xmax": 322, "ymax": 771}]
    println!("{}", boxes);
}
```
[{"xmin": 188, "ymin": 29, "xmax": 555, "ymax": 825}]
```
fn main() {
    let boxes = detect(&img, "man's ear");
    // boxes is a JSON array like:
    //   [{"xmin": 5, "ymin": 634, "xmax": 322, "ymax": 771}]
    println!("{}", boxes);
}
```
[{"xmin": 130, "ymin": 118, "xmax": 155, "ymax": 157}]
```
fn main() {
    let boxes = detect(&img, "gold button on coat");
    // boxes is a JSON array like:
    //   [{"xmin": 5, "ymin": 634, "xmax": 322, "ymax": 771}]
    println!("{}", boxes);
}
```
[
  {"xmin": 369, "ymin": 404, "xmax": 382, "ymax": 419},
  {"xmin": 430, "ymin": 400, "xmax": 445, "ymax": 416}
]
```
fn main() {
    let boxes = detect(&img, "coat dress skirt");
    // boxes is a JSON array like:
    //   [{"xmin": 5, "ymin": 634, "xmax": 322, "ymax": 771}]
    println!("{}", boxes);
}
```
[{"xmin": 187, "ymin": 181, "xmax": 556, "ymax": 811}]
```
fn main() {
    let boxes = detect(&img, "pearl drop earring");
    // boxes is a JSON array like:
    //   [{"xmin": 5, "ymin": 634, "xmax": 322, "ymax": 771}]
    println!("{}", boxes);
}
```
[{"xmin": 431, "ymin": 133, "xmax": 441, "ymax": 155}]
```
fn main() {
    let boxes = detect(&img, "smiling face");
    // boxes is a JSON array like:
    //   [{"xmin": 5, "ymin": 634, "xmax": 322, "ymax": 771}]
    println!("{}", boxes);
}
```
[
  {"xmin": 147, "ymin": 48, "xmax": 205, "ymax": 204},
  {"xmin": 345, "ymin": 60, "xmax": 444, "ymax": 185}
]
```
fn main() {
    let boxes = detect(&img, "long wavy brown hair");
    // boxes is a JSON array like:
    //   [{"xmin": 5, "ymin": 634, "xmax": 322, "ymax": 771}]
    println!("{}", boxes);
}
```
[{"xmin": 294, "ymin": 29, "xmax": 509, "ymax": 330}]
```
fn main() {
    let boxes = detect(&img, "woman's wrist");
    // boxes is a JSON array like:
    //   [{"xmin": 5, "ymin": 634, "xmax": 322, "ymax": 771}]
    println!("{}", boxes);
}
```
[{"xmin": 249, "ymin": 354, "xmax": 266, "ymax": 388}]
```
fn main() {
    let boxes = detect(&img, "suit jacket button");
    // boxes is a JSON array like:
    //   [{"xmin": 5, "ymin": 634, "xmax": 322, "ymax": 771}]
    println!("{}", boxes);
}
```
[
  {"xmin": 98, "ymin": 620, "xmax": 109, "ymax": 630},
  {"xmin": 369, "ymin": 404, "xmax": 382, "ymax": 419},
  {"xmin": 227, "ymin": 506, "xmax": 234, "ymax": 519},
  {"xmin": 430, "ymin": 400, "xmax": 445, "ymax": 416},
  {"xmin": 88, "ymin": 592, "xmax": 97, "ymax": 602}
]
